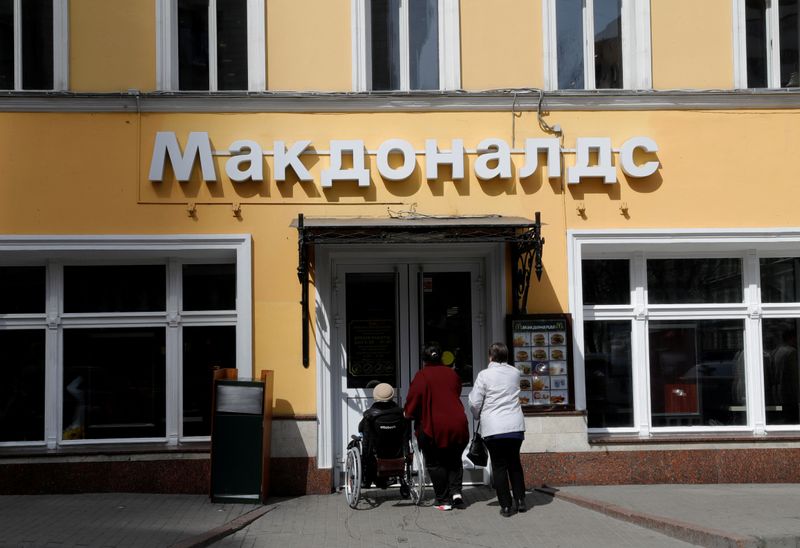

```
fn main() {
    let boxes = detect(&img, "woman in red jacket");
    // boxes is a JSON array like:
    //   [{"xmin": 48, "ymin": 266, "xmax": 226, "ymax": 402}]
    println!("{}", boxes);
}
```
[{"xmin": 404, "ymin": 343, "xmax": 469, "ymax": 510}]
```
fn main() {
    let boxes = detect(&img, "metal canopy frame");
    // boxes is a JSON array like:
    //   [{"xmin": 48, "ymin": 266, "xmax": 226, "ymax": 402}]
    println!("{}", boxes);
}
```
[{"xmin": 294, "ymin": 212, "xmax": 544, "ymax": 367}]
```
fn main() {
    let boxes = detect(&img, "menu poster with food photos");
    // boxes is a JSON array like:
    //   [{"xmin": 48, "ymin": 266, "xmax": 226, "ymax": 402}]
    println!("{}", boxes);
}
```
[{"xmin": 507, "ymin": 314, "xmax": 573, "ymax": 410}]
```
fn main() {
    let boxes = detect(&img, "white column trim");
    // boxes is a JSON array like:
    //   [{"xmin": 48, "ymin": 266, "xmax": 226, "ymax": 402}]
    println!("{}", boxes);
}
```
[
  {"xmin": 630, "ymin": 0, "xmax": 651, "ymax": 89},
  {"xmin": 166, "ymin": 259, "xmax": 181, "ymax": 445},
  {"xmin": 351, "ymin": 0, "xmax": 368, "ymax": 91},
  {"xmin": 13, "ymin": 0, "xmax": 21, "ymax": 90},
  {"xmin": 398, "ymin": 0, "xmax": 410, "ymax": 91},
  {"xmin": 767, "ymin": 0, "xmax": 780, "ymax": 88},
  {"xmin": 542, "ymin": 0, "xmax": 557, "ymax": 91},
  {"xmin": 208, "ymin": 0, "xmax": 218, "ymax": 91},
  {"xmin": 52, "ymin": 0, "xmax": 69, "ymax": 90},
  {"xmin": 732, "ymin": 0, "xmax": 747, "ymax": 88},
  {"xmin": 247, "ymin": 0, "xmax": 266, "ymax": 91},
  {"xmin": 235, "ymin": 235, "xmax": 253, "ymax": 377},
  {"xmin": 156, "ymin": 0, "xmax": 178, "ymax": 90},
  {"xmin": 584, "ymin": 0, "xmax": 596, "ymax": 90},
  {"xmin": 439, "ymin": 0, "xmax": 461, "ymax": 90},
  {"xmin": 45, "ymin": 262, "xmax": 63, "ymax": 448}
]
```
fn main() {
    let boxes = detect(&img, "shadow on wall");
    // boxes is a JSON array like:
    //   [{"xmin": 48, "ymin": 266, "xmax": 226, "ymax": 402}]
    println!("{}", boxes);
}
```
[{"xmin": 270, "ymin": 398, "xmax": 331, "ymax": 495}]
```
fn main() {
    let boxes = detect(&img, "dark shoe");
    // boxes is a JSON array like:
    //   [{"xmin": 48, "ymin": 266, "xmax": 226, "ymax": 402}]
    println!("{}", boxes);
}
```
[
  {"xmin": 399, "ymin": 482, "xmax": 410, "ymax": 499},
  {"xmin": 451, "ymin": 494, "xmax": 465, "ymax": 509},
  {"xmin": 500, "ymin": 506, "xmax": 514, "ymax": 518},
  {"xmin": 516, "ymin": 499, "xmax": 527, "ymax": 513}
]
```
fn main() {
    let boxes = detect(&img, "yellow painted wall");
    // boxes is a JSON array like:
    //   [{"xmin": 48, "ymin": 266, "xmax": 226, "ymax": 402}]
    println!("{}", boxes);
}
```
[
  {"xmin": 70, "ymin": 0, "xmax": 156, "ymax": 92},
  {"xmin": 4, "ymin": 108, "xmax": 800, "ymax": 413},
  {"xmin": 651, "ymin": 0, "xmax": 734, "ymax": 89},
  {"xmin": 460, "ymin": 0, "xmax": 542, "ymax": 90},
  {"xmin": 266, "ymin": 0, "xmax": 352, "ymax": 91}
]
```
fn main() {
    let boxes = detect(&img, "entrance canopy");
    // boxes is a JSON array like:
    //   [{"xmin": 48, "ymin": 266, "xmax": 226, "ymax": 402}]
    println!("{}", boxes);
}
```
[{"xmin": 292, "ymin": 213, "xmax": 545, "ymax": 366}]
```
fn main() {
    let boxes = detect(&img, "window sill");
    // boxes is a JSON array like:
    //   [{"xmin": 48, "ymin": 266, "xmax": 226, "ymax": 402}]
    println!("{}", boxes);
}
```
[
  {"xmin": 0, "ymin": 441, "xmax": 210, "ymax": 460},
  {"xmin": 589, "ymin": 432, "xmax": 800, "ymax": 445}
]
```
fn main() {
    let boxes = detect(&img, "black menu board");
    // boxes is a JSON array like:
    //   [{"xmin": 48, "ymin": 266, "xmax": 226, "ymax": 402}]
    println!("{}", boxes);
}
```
[{"xmin": 507, "ymin": 314, "xmax": 574, "ymax": 410}]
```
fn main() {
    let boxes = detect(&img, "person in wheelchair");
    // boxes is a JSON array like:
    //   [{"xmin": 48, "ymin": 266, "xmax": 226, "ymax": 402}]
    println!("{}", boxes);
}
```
[{"xmin": 358, "ymin": 383, "xmax": 411, "ymax": 497}]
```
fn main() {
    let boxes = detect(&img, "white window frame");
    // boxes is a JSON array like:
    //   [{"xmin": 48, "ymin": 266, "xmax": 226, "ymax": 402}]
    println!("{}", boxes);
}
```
[
  {"xmin": 542, "ymin": 0, "xmax": 651, "ymax": 91},
  {"xmin": 7, "ymin": 0, "xmax": 68, "ymax": 90},
  {"xmin": 156, "ymin": 0, "xmax": 266, "ymax": 91},
  {"xmin": 351, "ymin": 0, "xmax": 461, "ymax": 92},
  {"xmin": 733, "ymin": 0, "xmax": 797, "ymax": 88},
  {"xmin": 569, "ymin": 229, "xmax": 800, "ymax": 438},
  {"xmin": 0, "ymin": 235, "xmax": 252, "ymax": 449}
]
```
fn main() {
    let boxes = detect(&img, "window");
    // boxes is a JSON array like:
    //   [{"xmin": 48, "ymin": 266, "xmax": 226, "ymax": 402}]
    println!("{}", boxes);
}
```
[
  {"xmin": 573, "ymin": 232, "xmax": 800, "ymax": 436},
  {"xmin": 542, "ymin": 0, "xmax": 651, "ymax": 90},
  {"xmin": 157, "ymin": 0, "xmax": 266, "ymax": 91},
  {"xmin": 735, "ymin": 0, "xmax": 799, "ymax": 88},
  {"xmin": 0, "ymin": 0, "xmax": 68, "ymax": 91},
  {"xmin": 0, "ymin": 235, "xmax": 250, "ymax": 448},
  {"xmin": 352, "ymin": 0, "xmax": 461, "ymax": 91}
]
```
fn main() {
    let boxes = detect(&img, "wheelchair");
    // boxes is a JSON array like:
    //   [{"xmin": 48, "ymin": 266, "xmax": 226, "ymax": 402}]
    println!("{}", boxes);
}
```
[{"xmin": 343, "ymin": 431, "xmax": 426, "ymax": 508}]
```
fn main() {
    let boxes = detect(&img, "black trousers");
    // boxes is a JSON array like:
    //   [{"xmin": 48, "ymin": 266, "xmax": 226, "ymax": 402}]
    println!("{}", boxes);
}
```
[
  {"xmin": 420, "ymin": 439, "xmax": 466, "ymax": 505},
  {"xmin": 485, "ymin": 437, "xmax": 525, "ymax": 508}
]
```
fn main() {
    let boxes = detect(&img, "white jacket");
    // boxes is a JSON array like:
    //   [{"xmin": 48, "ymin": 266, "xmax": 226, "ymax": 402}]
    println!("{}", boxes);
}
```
[{"xmin": 468, "ymin": 361, "xmax": 525, "ymax": 437}]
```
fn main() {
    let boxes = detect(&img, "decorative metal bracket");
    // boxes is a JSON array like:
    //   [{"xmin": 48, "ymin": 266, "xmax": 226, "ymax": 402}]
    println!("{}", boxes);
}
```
[{"xmin": 512, "ymin": 211, "xmax": 545, "ymax": 314}]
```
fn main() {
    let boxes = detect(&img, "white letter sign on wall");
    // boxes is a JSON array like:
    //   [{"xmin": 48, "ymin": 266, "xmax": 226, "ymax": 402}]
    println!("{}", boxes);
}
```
[{"xmin": 148, "ymin": 133, "xmax": 660, "ymax": 186}]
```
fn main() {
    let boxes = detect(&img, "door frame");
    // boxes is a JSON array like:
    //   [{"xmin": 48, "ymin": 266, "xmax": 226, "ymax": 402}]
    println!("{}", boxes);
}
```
[{"xmin": 314, "ymin": 243, "xmax": 506, "ymax": 476}]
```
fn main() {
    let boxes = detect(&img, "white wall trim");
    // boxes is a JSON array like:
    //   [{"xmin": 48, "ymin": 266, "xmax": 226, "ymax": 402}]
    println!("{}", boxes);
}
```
[
  {"xmin": 732, "ymin": 0, "xmax": 747, "ymax": 88},
  {"xmin": 440, "ymin": 0, "xmax": 461, "ymax": 90},
  {"xmin": 247, "ymin": 0, "xmax": 267, "ymax": 91},
  {"xmin": 53, "ymin": 0, "xmax": 69, "ymax": 90}
]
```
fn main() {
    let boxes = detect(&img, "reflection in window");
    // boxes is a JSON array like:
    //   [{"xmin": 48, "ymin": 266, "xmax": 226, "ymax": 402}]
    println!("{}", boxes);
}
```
[
  {"xmin": 21, "ymin": 0, "xmax": 53, "ymax": 90},
  {"xmin": 183, "ymin": 263, "xmax": 236, "ymax": 311},
  {"xmin": 0, "ymin": 330, "xmax": 45, "ymax": 442},
  {"xmin": 582, "ymin": 260, "xmax": 630, "ymax": 305},
  {"xmin": 593, "ymin": 0, "xmax": 623, "ymax": 89},
  {"xmin": 183, "ymin": 326, "xmax": 236, "ymax": 436},
  {"xmin": 780, "ymin": 0, "xmax": 799, "ymax": 87},
  {"xmin": 584, "ymin": 321, "xmax": 633, "ymax": 428},
  {"xmin": 761, "ymin": 257, "xmax": 800, "ymax": 302},
  {"xmin": 370, "ymin": 0, "xmax": 439, "ymax": 90},
  {"xmin": 0, "ymin": 266, "xmax": 45, "ymax": 314},
  {"xmin": 746, "ymin": 0, "xmax": 768, "ymax": 88},
  {"xmin": 346, "ymin": 273, "xmax": 398, "ymax": 388},
  {"xmin": 649, "ymin": 320, "xmax": 745, "ymax": 427},
  {"xmin": 63, "ymin": 328, "xmax": 166, "ymax": 440},
  {"xmin": 0, "ymin": 0, "xmax": 13, "ymax": 90},
  {"xmin": 421, "ymin": 272, "xmax": 473, "ymax": 387},
  {"xmin": 556, "ymin": 0, "xmax": 584, "ymax": 89},
  {"xmin": 762, "ymin": 318, "xmax": 800, "ymax": 425},
  {"xmin": 743, "ymin": 0, "xmax": 799, "ymax": 87},
  {"xmin": 647, "ymin": 259, "xmax": 742, "ymax": 304},
  {"xmin": 64, "ymin": 265, "xmax": 166, "ymax": 313}
]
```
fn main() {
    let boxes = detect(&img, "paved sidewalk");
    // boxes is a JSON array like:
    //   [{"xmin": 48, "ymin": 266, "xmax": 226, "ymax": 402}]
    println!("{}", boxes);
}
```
[{"xmin": 2, "ymin": 484, "xmax": 800, "ymax": 547}]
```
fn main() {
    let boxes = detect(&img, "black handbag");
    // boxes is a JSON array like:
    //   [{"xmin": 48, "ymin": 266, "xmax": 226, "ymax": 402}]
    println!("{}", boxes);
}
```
[{"xmin": 466, "ymin": 421, "xmax": 488, "ymax": 467}]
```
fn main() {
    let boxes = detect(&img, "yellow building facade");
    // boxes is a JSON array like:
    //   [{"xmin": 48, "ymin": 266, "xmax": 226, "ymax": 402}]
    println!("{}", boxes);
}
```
[{"xmin": 2, "ymin": 0, "xmax": 800, "ymax": 495}]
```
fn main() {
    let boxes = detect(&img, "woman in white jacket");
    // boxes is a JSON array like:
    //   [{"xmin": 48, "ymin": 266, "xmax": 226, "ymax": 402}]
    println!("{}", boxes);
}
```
[{"xmin": 468, "ymin": 342, "xmax": 526, "ymax": 517}]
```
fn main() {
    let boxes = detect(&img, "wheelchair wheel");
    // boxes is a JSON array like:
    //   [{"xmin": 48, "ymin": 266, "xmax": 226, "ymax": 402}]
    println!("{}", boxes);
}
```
[
  {"xmin": 344, "ymin": 445, "xmax": 361, "ymax": 508},
  {"xmin": 408, "ymin": 437, "xmax": 426, "ymax": 505}
]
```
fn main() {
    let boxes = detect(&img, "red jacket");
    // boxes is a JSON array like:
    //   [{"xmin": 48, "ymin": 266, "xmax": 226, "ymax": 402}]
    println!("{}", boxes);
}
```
[{"xmin": 404, "ymin": 363, "xmax": 469, "ymax": 449}]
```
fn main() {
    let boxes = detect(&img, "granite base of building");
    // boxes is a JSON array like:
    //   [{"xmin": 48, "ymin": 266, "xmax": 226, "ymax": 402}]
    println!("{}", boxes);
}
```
[
  {"xmin": 522, "ymin": 448, "xmax": 800, "ymax": 486},
  {"xmin": 0, "ymin": 456, "xmax": 333, "ymax": 496}
]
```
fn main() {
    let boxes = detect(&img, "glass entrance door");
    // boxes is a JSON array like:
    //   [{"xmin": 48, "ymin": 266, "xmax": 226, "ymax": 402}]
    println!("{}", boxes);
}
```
[{"xmin": 336, "ymin": 260, "xmax": 486, "ymax": 482}]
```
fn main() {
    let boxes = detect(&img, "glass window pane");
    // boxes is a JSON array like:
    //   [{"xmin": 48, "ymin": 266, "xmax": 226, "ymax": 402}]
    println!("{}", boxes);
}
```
[
  {"xmin": 216, "ymin": 0, "xmax": 248, "ymax": 90},
  {"xmin": 183, "ymin": 264, "xmax": 236, "ymax": 311},
  {"xmin": 63, "ymin": 328, "xmax": 166, "ymax": 440},
  {"xmin": 556, "ymin": 0, "xmax": 584, "ymax": 89},
  {"xmin": 178, "ymin": 0, "xmax": 210, "ymax": 90},
  {"xmin": 21, "ymin": 0, "xmax": 53, "ymax": 90},
  {"xmin": 581, "ymin": 260, "xmax": 630, "ymax": 305},
  {"xmin": 0, "ymin": 266, "xmax": 45, "ymax": 314},
  {"xmin": 584, "ymin": 321, "xmax": 633, "ymax": 428},
  {"xmin": 647, "ymin": 259, "xmax": 742, "ymax": 304},
  {"xmin": 760, "ymin": 257, "xmax": 800, "ymax": 302},
  {"xmin": 0, "ymin": 330, "xmax": 45, "ymax": 442},
  {"xmin": 370, "ymin": 0, "xmax": 401, "ymax": 90},
  {"xmin": 746, "ymin": 0, "xmax": 768, "ymax": 88},
  {"xmin": 761, "ymin": 318, "xmax": 800, "ymax": 425},
  {"xmin": 183, "ymin": 325, "xmax": 236, "ymax": 436},
  {"xmin": 779, "ymin": 0, "xmax": 799, "ymax": 87},
  {"xmin": 649, "ymin": 320, "xmax": 745, "ymax": 427},
  {"xmin": 64, "ymin": 265, "xmax": 166, "ymax": 313},
  {"xmin": 593, "ymin": 0, "xmax": 623, "ymax": 89},
  {"xmin": 0, "ymin": 0, "xmax": 13, "ymax": 90},
  {"xmin": 346, "ymin": 273, "xmax": 397, "ymax": 389},
  {"xmin": 421, "ymin": 272, "xmax": 473, "ymax": 387},
  {"xmin": 409, "ymin": 0, "xmax": 439, "ymax": 90}
]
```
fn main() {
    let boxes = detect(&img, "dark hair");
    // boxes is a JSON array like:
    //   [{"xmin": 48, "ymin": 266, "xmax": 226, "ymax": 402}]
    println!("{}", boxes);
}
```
[
  {"xmin": 489, "ymin": 342, "xmax": 508, "ymax": 363},
  {"xmin": 422, "ymin": 343, "xmax": 442, "ymax": 364}
]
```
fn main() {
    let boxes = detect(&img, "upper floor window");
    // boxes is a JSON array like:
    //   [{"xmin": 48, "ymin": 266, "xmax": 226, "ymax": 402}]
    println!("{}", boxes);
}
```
[
  {"xmin": 352, "ymin": 0, "xmax": 461, "ymax": 91},
  {"xmin": 542, "ymin": 0, "xmax": 651, "ymax": 90},
  {"xmin": 0, "ymin": 0, "xmax": 68, "ymax": 91},
  {"xmin": 735, "ymin": 0, "xmax": 799, "ymax": 88},
  {"xmin": 157, "ymin": 0, "xmax": 265, "ymax": 91}
]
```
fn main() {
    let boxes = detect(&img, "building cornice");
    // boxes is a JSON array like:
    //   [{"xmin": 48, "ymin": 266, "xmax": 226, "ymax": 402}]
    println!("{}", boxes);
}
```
[{"xmin": 1, "ymin": 89, "xmax": 800, "ymax": 113}]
